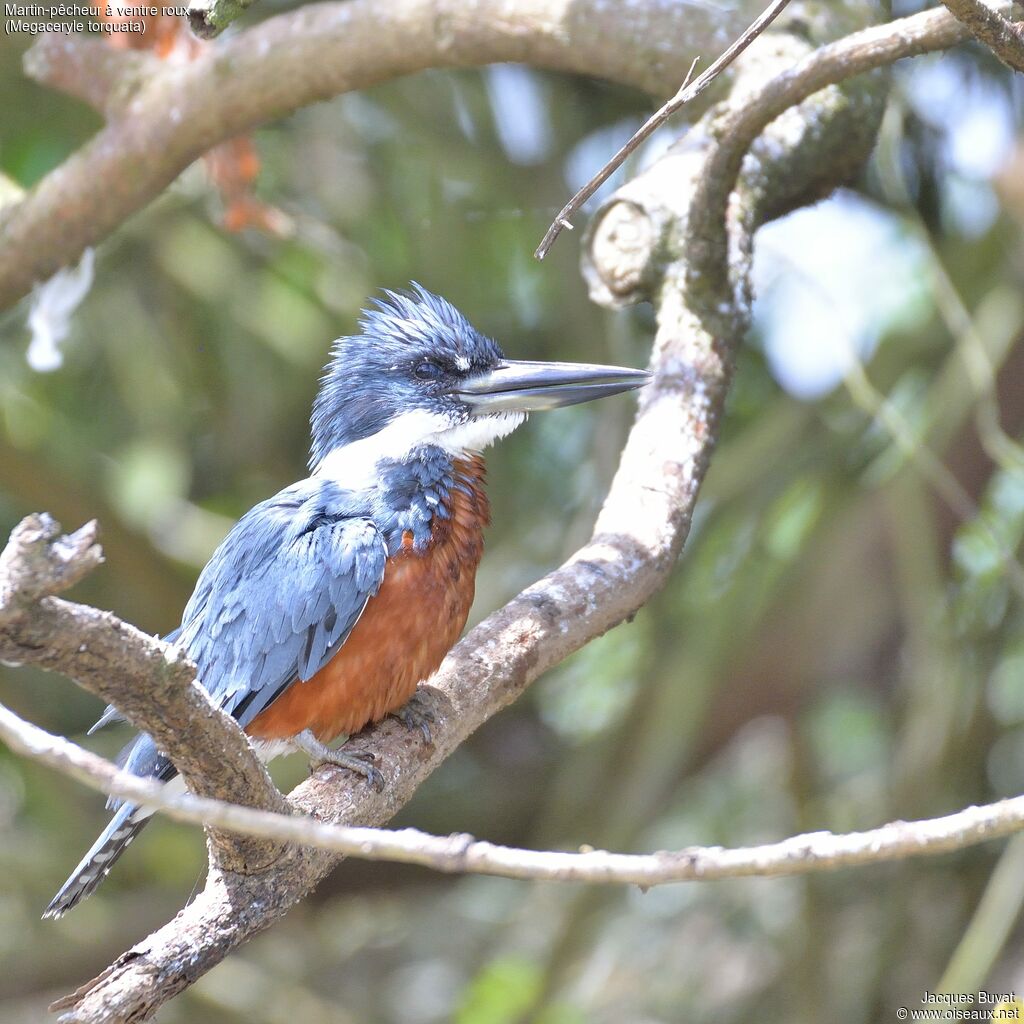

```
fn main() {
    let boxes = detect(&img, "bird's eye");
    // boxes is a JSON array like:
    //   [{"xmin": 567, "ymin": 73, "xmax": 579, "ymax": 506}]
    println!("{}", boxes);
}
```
[{"xmin": 413, "ymin": 360, "xmax": 444, "ymax": 381}]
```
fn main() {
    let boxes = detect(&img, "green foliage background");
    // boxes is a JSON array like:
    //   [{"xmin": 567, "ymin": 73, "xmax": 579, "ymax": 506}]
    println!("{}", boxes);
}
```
[{"xmin": 2, "ymin": 15, "xmax": 1024, "ymax": 1024}]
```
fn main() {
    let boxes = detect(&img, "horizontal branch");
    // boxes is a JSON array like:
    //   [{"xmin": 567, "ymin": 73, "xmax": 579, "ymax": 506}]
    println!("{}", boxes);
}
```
[
  {"xmin": 5, "ymin": 702, "xmax": 1022, "ymax": 889},
  {"xmin": 0, "ymin": 0, "xmax": 763, "ymax": 313},
  {"xmin": 0, "ymin": 515, "xmax": 289, "ymax": 873}
]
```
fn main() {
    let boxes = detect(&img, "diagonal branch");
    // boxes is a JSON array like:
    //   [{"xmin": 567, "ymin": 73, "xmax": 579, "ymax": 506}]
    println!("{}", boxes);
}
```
[{"xmin": 941, "ymin": 0, "xmax": 1024, "ymax": 72}]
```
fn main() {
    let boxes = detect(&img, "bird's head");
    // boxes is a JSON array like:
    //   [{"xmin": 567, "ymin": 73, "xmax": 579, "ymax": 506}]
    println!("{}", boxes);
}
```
[{"xmin": 309, "ymin": 285, "xmax": 649, "ymax": 480}]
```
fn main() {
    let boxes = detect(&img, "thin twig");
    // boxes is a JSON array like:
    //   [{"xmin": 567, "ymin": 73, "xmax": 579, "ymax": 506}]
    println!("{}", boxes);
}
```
[
  {"xmin": 4, "ymin": 703, "xmax": 1022, "ymax": 887},
  {"xmin": 534, "ymin": 0, "xmax": 794, "ymax": 260}
]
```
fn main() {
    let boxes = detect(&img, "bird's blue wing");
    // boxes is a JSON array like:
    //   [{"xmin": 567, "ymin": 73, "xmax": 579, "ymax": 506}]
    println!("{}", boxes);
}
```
[
  {"xmin": 176, "ymin": 481, "xmax": 388, "ymax": 727},
  {"xmin": 102, "ymin": 480, "xmax": 387, "ymax": 811}
]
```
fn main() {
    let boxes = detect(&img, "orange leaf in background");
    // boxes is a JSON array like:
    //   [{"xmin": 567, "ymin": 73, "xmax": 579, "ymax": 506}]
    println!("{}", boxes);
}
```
[
  {"xmin": 204, "ymin": 137, "xmax": 293, "ymax": 237},
  {"xmin": 97, "ymin": 12, "xmax": 287, "ymax": 235},
  {"xmin": 220, "ymin": 196, "xmax": 294, "ymax": 236},
  {"xmin": 204, "ymin": 136, "xmax": 262, "ymax": 193},
  {"xmin": 97, "ymin": 10, "xmax": 199, "ymax": 57}
]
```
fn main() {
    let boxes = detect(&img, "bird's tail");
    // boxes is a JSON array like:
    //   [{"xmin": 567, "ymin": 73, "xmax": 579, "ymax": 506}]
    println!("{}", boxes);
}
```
[
  {"xmin": 45, "ymin": 731, "xmax": 175, "ymax": 919},
  {"xmin": 43, "ymin": 802, "xmax": 151, "ymax": 919}
]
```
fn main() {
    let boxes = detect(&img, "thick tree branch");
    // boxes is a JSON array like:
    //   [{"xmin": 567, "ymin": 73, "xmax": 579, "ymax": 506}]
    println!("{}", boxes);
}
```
[
  {"xmin": 941, "ymin": 0, "xmax": 1024, "ymax": 72},
  {"xmin": 0, "ymin": 0, "xmax": 763, "ymax": 314},
  {"xmin": 0, "ymin": 514, "xmax": 289, "ymax": 876},
  {"xmin": 6, "ymin": 703, "xmax": 1024, "ymax": 889}
]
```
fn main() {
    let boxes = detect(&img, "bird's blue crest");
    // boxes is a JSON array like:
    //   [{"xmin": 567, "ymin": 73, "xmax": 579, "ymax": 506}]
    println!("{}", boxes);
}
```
[
  {"xmin": 358, "ymin": 284, "xmax": 499, "ymax": 356},
  {"xmin": 310, "ymin": 284, "xmax": 504, "ymax": 470}
]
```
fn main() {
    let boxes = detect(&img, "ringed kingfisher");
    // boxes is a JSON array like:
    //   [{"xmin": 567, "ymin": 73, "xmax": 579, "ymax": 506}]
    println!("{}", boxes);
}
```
[{"xmin": 45, "ymin": 285, "xmax": 648, "ymax": 918}]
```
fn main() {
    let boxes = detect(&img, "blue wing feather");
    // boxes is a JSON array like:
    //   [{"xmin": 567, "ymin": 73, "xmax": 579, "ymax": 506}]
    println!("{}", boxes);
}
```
[
  {"xmin": 103, "ymin": 478, "xmax": 387, "ymax": 808},
  {"xmin": 178, "ymin": 479, "xmax": 387, "ymax": 726}
]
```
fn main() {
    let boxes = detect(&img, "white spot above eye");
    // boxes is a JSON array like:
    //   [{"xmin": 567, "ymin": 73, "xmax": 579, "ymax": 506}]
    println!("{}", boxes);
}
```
[{"xmin": 315, "ymin": 409, "xmax": 526, "ymax": 487}]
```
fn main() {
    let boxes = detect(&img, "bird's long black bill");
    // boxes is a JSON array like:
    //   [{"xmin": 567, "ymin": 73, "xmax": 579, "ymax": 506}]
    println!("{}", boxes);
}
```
[{"xmin": 457, "ymin": 359, "xmax": 650, "ymax": 413}]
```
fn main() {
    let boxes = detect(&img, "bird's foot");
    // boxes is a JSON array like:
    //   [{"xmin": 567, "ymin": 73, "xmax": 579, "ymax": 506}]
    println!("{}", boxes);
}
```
[
  {"xmin": 389, "ymin": 690, "xmax": 435, "ymax": 744},
  {"xmin": 293, "ymin": 729, "xmax": 384, "ymax": 791}
]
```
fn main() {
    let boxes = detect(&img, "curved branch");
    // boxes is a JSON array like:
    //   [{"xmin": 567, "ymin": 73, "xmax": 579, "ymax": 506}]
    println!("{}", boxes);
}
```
[
  {"xmin": 584, "ymin": 2, "xmax": 1020, "ymax": 311},
  {"xmin": 5, "ymin": 703, "xmax": 1023, "ymax": 889},
  {"xmin": 686, "ymin": 0, "xmax": 1022, "ymax": 285},
  {"xmin": 0, "ymin": 0, "xmax": 762, "ymax": 313}
]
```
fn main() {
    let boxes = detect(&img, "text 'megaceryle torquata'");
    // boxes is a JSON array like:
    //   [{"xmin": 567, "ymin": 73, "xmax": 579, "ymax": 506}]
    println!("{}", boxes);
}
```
[{"xmin": 46, "ymin": 285, "xmax": 649, "ymax": 918}]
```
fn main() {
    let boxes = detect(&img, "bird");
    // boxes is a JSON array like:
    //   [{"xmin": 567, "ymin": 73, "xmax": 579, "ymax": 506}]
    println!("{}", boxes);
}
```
[{"xmin": 45, "ymin": 284, "xmax": 649, "ymax": 919}]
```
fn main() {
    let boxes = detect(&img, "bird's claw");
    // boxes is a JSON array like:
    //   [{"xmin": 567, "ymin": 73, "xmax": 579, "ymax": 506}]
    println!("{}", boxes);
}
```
[
  {"xmin": 321, "ymin": 750, "xmax": 385, "ymax": 792},
  {"xmin": 390, "ymin": 691, "xmax": 435, "ymax": 744},
  {"xmin": 293, "ymin": 729, "xmax": 385, "ymax": 791}
]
